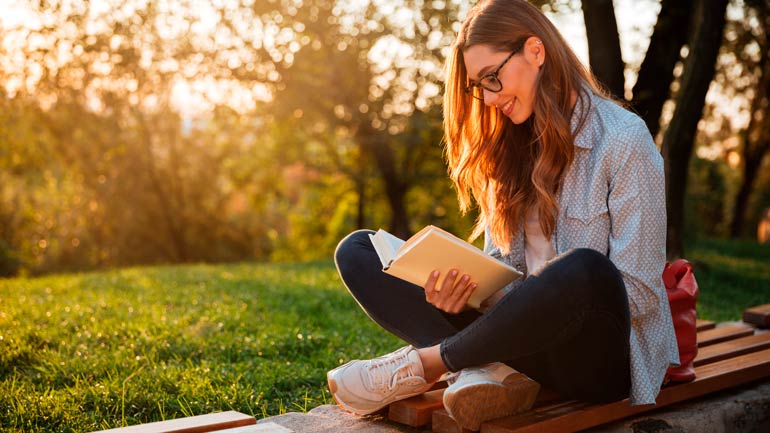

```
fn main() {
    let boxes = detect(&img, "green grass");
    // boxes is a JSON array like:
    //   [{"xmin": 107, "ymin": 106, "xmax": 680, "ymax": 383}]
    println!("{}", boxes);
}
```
[
  {"xmin": 0, "ymin": 261, "xmax": 401, "ymax": 432},
  {"xmin": 0, "ymin": 238, "xmax": 767, "ymax": 432},
  {"xmin": 689, "ymin": 237, "xmax": 770, "ymax": 322}
]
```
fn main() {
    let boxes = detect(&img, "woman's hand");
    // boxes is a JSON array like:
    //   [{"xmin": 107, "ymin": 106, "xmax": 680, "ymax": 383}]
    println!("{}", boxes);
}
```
[{"xmin": 424, "ymin": 269, "xmax": 477, "ymax": 314}]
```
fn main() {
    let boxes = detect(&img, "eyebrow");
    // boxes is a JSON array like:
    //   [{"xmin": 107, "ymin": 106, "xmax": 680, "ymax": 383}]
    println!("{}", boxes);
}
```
[{"xmin": 470, "ymin": 64, "xmax": 496, "ymax": 81}]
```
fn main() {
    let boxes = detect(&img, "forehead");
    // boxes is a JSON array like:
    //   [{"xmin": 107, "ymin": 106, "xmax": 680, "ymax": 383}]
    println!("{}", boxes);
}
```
[{"xmin": 463, "ymin": 44, "xmax": 511, "ymax": 80}]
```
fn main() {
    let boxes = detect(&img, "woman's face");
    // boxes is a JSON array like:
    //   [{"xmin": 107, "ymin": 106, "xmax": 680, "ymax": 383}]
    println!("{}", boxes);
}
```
[{"xmin": 463, "ymin": 37, "xmax": 544, "ymax": 124}]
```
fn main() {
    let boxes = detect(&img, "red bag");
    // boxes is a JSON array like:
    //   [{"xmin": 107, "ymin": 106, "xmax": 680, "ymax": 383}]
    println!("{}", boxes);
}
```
[{"xmin": 663, "ymin": 259, "xmax": 699, "ymax": 383}]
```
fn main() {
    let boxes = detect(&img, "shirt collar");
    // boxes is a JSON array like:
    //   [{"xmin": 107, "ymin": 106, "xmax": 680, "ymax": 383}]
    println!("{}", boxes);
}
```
[{"xmin": 570, "ymin": 88, "xmax": 601, "ymax": 150}]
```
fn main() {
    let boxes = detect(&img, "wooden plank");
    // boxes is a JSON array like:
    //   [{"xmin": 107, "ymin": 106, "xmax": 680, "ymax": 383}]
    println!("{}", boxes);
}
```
[
  {"xmin": 480, "ymin": 347, "xmax": 770, "ymax": 433},
  {"xmin": 389, "ymin": 388, "xmax": 445, "ymax": 427},
  {"xmin": 432, "ymin": 408, "xmax": 474, "ymax": 433},
  {"xmin": 695, "ymin": 332, "xmax": 770, "ymax": 367},
  {"xmin": 210, "ymin": 424, "xmax": 293, "ymax": 433},
  {"xmin": 696, "ymin": 319, "xmax": 716, "ymax": 331},
  {"xmin": 697, "ymin": 324, "xmax": 754, "ymax": 347},
  {"xmin": 743, "ymin": 304, "xmax": 770, "ymax": 328},
  {"xmin": 532, "ymin": 387, "xmax": 563, "ymax": 407},
  {"xmin": 91, "ymin": 411, "xmax": 256, "ymax": 433},
  {"xmin": 428, "ymin": 386, "xmax": 560, "ymax": 432}
]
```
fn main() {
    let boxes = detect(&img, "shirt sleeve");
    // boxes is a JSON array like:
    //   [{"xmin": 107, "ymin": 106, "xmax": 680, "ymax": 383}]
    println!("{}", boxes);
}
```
[{"xmin": 607, "ymin": 117, "xmax": 668, "ymax": 320}]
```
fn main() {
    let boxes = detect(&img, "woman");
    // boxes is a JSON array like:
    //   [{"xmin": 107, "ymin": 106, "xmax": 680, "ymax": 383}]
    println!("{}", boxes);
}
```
[{"xmin": 327, "ymin": 0, "xmax": 679, "ymax": 429}]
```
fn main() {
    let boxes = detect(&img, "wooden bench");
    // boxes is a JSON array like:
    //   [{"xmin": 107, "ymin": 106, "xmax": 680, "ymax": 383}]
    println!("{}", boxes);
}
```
[
  {"xmin": 386, "ymin": 315, "xmax": 770, "ymax": 433},
  {"xmin": 90, "ymin": 411, "xmax": 292, "ymax": 433},
  {"xmin": 743, "ymin": 303, "xmax": 770, "ymax": 328}
]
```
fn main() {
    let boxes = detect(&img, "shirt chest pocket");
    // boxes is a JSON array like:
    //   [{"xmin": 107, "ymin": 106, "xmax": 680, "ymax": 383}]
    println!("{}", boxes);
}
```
[{"xmin": 562, "ymin": 197, "xmax": 610, "ymax": 254}]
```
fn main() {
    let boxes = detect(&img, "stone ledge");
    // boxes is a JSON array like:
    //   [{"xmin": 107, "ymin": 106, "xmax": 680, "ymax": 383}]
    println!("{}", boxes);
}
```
[
  {"xmin": 257, "ymin": 404, "xmax": 430, "ymax": 433},
  {"xmin": 259, "ymin": 378, "xmax": 770, "ymax": 433},
  {"xmin": 586, "ymin": 378, "xmax": 770, "ymax": 433}
]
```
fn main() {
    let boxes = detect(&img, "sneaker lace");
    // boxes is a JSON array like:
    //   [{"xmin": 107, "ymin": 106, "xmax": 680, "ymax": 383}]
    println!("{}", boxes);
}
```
[
  {"xmin": 363, "ymin": 351, "xmax": 419, "ymax": 393},
  {"xmin": 446, "ymin": 365, "xmax": 492, "ymax": 385}
]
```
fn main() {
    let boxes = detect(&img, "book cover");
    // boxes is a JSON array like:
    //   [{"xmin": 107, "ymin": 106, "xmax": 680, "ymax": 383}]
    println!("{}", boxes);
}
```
[{"xmin": 369, "ymin": 226, "xmax": 522, "ymax": 309}]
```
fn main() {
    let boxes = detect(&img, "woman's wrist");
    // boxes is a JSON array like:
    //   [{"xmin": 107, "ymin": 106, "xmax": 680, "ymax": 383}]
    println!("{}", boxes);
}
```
[{"xmin": 476, "ymin": 289, "xmax": 506, "ymax": 313}]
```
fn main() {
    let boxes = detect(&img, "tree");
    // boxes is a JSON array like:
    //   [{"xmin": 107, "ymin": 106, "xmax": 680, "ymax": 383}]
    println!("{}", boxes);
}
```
[
  {"xmin": 728, "ymin": 0, "xmax": 770, "ymax": 238},
  {"xmin": 581, "ymin": 0, "xmax": 625, "ymax": 98},
  {"xmin": 0, "ymin": 0, "xmax": 278, "ymax": 273},
  {"xmin": 661, "ymin": 0, "xmax": 729, "ymax": 257},
  {"xmin": 252, "ymin": 0, "xmax": 462, "ymax": 239},
  {"xmin": 582, "ymin": 0, "xmax": 728, "ymax": 257},
  {"xmin": 631, "ymin": 0, "xmax": 695, "ymax": 136}
]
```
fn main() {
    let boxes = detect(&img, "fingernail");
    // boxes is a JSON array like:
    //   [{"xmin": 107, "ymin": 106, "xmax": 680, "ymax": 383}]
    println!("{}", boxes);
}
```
[
  {"xmin": 450, "ymin": 269, "xmax": 458, "ymax": 276},
  {"xmin": 461, "ymin": 275, "xmax": 469, "ymax": 282},
  {"xmin": 432, "ymin": 270, "xmax": 439, "ymax": 278}
]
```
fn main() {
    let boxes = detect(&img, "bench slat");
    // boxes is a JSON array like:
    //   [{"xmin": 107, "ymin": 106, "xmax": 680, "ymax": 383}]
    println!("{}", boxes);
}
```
[
  {"xmin": 696, "ymin": 324, "xmax": 754, "ymax": 347},
  {"xmin": 432, "ymin": 408, "xmax": 476, "ymax": 433},
  {"xmin": 480, "ymin": 347, "xmax": 770, "ymax": 433},
  {"xmin": 743, "ymin": 304, "xmax": 770, "ymax": 328},
  {"xmin": 696, "ymin": 319, "xmax": 716, "ymax": 331},
  {"xmin": 695, "ymin": 332, "xmax": 770, "ymax": 367},
  {"xmin": 91, "ymin": 411, "xmax": 256, "ymax": 433},
  {"xmin": 389, "ymin": 388, "xmax": 445, "ymax": 427}
]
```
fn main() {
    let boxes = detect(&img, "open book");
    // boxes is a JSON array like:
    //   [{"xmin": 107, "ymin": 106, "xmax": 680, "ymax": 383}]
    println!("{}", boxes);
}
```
[{"xmin": 369, "ymin": 225, "xmax": 522, "ymax": 309}]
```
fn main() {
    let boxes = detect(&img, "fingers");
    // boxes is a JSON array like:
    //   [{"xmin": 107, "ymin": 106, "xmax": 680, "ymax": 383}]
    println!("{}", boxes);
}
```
[
  {"xmin": 424, "ymin": 269, "xmax": 477, "ymax": 314},
  {"xmin": 452, "ymin": 280, "xmax": 477, "ymax": 313}
]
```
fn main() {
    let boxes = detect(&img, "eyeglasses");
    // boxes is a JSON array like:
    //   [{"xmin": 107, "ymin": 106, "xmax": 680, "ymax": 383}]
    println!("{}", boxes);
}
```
[{"xmin": 465, "ymin": 40, "xmax": 526, "ymax": 101}]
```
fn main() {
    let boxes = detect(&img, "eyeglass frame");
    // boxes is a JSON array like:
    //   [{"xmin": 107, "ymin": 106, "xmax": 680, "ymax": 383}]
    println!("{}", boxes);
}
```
[{"xmin": 464, "ymin": 38, "xmax": 528, "ymax": 101}]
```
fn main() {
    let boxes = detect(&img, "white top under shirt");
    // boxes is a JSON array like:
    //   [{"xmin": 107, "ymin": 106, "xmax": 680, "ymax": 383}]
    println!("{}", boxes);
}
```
[{"xmin": 524, "ymin": 208, "xmax": 555, "ymax": 275}]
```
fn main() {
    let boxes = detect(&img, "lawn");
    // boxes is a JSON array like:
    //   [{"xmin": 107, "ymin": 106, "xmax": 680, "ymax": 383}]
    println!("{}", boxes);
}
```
[{"xmin": 0, "ymin": 237, "xmax": 768, "ymax": 432}]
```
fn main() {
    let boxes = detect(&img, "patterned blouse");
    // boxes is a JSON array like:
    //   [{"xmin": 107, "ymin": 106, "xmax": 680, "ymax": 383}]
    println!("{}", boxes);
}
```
[{"xmin": 484, "ymin": 90, "xmax": 680, "ymax": 405}]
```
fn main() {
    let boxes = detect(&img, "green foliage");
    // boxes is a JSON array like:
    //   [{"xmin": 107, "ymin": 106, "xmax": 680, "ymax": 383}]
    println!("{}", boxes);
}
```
[
  {"xmin": 0, "ymin": 0, "xmax": 767, "ymax": 278},
  {"xmin": 0, "ymin": 0, "xmax": 471, "ymax": 275},
  {"xmin": 688, "ymin": 236, "xmax": 770, "ymax": 322},
  {"xmin": 685, "ymin": 156, "xmax": 732, "ymax": 238}
]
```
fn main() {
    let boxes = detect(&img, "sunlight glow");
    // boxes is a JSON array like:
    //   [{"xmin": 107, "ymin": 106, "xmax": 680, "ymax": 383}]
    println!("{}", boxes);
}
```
[{"xmin": 0, "ymin": 0, "xmax": 746, "ymax": 137}]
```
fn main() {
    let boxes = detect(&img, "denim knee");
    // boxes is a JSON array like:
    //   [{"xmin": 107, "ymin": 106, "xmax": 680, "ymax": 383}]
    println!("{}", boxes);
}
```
[
  {"xmin": 562, "ymin": 248, "xmax": 624, "ymax": 289},
  {"xmin": 563, "ymin": 248, "xmax": 611, "ymax": 269},
  {"xmin": 334, "ymin": 230, "xmax": 375, "ymax": 269}
]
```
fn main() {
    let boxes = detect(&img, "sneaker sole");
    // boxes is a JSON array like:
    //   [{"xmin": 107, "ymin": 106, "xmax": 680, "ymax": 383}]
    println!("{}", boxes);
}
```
[
  {"xmin": 443, "ymin": 373, "xmax": 540, "ymax": 431},
  {"xmin": 327, "ymin": 373, "xmax": 377, "ymax": 415},
  {"xmin": 327, "ymin": 372, "xmax": 433, "ymax": 416}
]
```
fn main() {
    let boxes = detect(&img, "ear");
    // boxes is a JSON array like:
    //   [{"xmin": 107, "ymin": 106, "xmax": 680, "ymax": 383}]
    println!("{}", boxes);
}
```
[{"xmin": 523, "ymin": 36, "xmax": 545, "ymax": 68}]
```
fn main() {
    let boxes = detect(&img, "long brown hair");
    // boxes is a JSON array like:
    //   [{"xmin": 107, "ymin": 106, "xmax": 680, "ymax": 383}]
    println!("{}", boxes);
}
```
[{"xmin": 444, "ymin": 0, "xmax": 607, "ymax": 254}]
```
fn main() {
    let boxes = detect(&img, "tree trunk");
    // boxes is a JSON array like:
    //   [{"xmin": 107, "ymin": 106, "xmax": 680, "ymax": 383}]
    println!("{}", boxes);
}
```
[
  {"xmin": 730, "ymin": 7, "xmax": 770, "ymax": 238},
  {"xmin": 358, "ymin": 127, "xmax": 412, "ymax": 239},
  {"xmin": 581, "ymin": 0, "xmax": 625, "ymax": 99},
  {"xmin": 661, "ymin": 0, "xmax": 728, "ymax": 259},
  {"xmin": 631, "ymin": 0, "xmax": 694, "ymax": 136},
  {"xmin": 731, "ymin": 152, "xmax": 768, "ymax": 238},
  {"xmin": 731, "ymin": 72, "xmax": 770, "ymax": 237}
]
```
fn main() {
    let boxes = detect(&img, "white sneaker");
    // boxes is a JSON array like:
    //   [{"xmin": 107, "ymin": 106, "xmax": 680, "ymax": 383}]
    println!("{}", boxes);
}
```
[
  {"xmin": 443, "ymin": 363, "xmax": 540, "ymax": 430},
  {"xmin": 327, "ymin": 345, "xmax": 433, "ymax": 415}
]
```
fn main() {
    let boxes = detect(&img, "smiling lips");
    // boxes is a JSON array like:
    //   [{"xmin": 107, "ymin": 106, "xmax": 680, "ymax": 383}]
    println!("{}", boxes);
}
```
[{"xmin": 499, "ymin": 99, "xmax": 515, "ymax": 116}]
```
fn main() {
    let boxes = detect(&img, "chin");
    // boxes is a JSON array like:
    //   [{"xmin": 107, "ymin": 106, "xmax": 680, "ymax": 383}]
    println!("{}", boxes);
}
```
[{"xmin": 508, "ymin": 112, "xmax": 533, "ymax": 125}]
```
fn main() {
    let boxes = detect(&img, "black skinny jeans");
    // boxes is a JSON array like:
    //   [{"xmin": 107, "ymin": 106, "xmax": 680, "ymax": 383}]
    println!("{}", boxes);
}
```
[{"xmin": 334, "ymin": 230, "xmax": 632, "ymax": 403}]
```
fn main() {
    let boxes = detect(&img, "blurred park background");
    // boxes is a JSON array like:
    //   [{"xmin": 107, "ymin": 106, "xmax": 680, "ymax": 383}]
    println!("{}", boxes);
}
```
[{"xmin": 0, "ymin": 0, "xmax": 767, "ymax": 279}]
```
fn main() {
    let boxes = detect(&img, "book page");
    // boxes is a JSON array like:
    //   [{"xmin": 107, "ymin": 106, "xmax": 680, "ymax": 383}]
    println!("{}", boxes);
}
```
[
  {"xmin": 385, "ymin": 226, "xmax": 522, "ymax": 309},
  {"xmin": 369, "ymin": 230, "xmax": 405, "ymax": 268}
]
